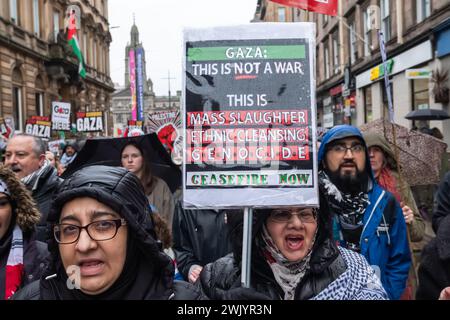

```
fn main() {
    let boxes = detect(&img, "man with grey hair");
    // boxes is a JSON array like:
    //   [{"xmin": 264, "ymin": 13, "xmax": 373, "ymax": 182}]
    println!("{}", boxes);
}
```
[{"xmin": 4, "ymin": 134, "xmax": 61, "ymax": 241}]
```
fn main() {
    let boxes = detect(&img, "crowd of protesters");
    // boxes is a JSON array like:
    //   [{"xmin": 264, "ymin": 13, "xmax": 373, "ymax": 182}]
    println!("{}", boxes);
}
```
[{"xmin": 0, "ymin": 125, "xmax": 448, "ymax": 300}]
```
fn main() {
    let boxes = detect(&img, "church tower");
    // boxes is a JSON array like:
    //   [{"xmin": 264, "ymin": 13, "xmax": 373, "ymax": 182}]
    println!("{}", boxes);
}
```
[{"xmin": 124, "ymin": 21, "xmax": 153, "ymax": 94}]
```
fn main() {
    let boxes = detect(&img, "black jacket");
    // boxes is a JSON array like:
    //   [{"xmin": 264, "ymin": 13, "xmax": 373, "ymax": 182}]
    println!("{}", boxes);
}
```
[
  {"xmin": 28, "ymin": 166, "xmax": 62, "ymax": 242},
  {"xmin": 0, "ymin": 232, "xmax": 48, "ymax": 299},
  {"xmin": 433, "ymin": 172, "xmax": 450, "ymax": 233},
  {"xmin": 12, "ymin": 280, "xmax": 203, "ymax": 300},
  {"xmin": 416, "ymin": 215, "xmax": 450, "ymax": 300},
  {"xmin": 198, "ymin": 238, "xmax": 345, "ymax": 300},
  {"xmin": 172, "ymin": 202, "xmax": 233, "ymax": 280},
  {"xmin": 197, "ymin": 203, "xmax": 346, "ymax": 300}
]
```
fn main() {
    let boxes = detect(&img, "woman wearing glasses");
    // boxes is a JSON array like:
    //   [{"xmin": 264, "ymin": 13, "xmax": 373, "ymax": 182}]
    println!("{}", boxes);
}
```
[
  {"xmin": 13, "ymin": 165, "xmax": 200, "ymax": 300},
  {"xmin": 196, "ymin": 195, "xmax": 388, "ymax": 300}
]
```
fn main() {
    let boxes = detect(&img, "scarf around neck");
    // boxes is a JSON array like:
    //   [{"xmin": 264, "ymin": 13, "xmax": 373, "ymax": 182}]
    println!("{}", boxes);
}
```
[
  {"xmin": 319, "ymin": 170, "xmax": 370, "ymax": 251},
  {"xmin": 259, "ymin": 224, "xmax": 316, "ymax": 300},
  {"xmin": 4, "ymin": 225, "xmax": 24, "ymax": 299},
  {"xmin": 21, "ymin": 160, "xmax": 51, "ymax": 191},
  {"xmin": 377, "ymin": 167, "xmax": 401, "ymax": 202},
  {"xmin": 319, "ymin": 170, "xmax": 370, "ymax": 226}
]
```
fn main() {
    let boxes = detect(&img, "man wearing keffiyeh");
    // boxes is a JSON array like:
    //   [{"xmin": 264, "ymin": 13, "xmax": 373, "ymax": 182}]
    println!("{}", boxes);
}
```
[{"xmin": 318, "ymin": 125, "xmax": 411, "ymax": 300}]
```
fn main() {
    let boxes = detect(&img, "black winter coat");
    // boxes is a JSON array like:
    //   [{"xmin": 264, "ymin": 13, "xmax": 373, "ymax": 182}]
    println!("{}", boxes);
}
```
[
  {"xmin": 196, "ymin": 195, "xmax": 348, "ymax": 300},
  {"xmin": 28, "ymin": 166, "xmax": 62, "ymax": 242},
  {"xmin": 433, "ymin": 172, "xmax": 450, "ymax": 233},
  {"xmin": 172, "ymin": 202, "xmax": 233, "ymax": 280},
  {"xmin": 14, "ymin": 166, "xmax": 202, "ymax": 300},
  {"xmin": 12, "ymin": 280, "xmax": 203, "ymax": 300},
  {"xmin": 416, "ymin": 215, "xmax": 450, "ymax": 300},
  {"xmin": 0, "ymin": 232, "xmax": 48, "ymax": 299},
  {"xmin": 198, "ymin": 238, "xmax": 345, "ymax": 300}
]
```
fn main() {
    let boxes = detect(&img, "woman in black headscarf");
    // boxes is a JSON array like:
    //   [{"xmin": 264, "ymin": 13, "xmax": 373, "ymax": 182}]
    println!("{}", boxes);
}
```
[{"xmin": 13, "ymin": 165, "xmax": 200, "ymax": 300}]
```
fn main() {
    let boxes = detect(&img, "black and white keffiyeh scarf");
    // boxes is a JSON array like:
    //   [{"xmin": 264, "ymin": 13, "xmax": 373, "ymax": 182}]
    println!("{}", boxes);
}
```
[
  {"xmin": 259, "ymin": 224, "xmax": 317, "ymax": 300},
  {"xmin": 21, "ymin": 160, "xmax": 51, "ymax": 191},
  {"xmin": 319, "ymin": 170, "xmax": 370, "ymax": 251}
]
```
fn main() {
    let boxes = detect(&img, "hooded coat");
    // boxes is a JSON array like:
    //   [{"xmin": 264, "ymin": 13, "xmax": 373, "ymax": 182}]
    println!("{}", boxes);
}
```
[
  {"xmin": 60, "ymin": 142, "xmax": 78, "ymax": 167},
  {"xmin": 196, "ymin": 195, "xmax": 388, "ymax": 300},
  {"xmin": 13, "ymin": 165, "xmax": 201, "ymax": 300},
  {"xmin": 318, "ymin": 125, "xmax": 411, "ymax": 300},
  {"xmin": 0, "ymin": 166, "xmax": 48, "ymax": 299},
  {"xmin": 363, "ymin": 132, "xmax": 425, "ymax": 242}
]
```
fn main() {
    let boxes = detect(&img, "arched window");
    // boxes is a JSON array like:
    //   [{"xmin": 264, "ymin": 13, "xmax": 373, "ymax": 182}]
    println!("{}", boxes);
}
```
[{"xmin": 12, "ymin": 67, "xmax": 24, "ymax": 132}]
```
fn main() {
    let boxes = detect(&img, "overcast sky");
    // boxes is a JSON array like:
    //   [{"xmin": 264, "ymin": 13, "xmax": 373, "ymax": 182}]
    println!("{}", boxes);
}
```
[{"xmin": 108, "ymin": 0, "xmax": 258, "ymax": 96}]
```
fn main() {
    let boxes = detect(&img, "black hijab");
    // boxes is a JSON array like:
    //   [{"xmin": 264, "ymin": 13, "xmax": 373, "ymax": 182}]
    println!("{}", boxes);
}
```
[{"xmin": 40, "ymin": 166, "xmax": 174, "ymax": 300}]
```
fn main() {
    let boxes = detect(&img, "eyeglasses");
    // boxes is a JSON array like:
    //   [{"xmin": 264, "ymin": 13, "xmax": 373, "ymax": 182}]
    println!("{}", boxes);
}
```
[
  {"xmin": 329, "ymin": 144, "xmax": 365, "ymax": 155},
  {"xmin": 54, "ymin": 219, "xmax": 127, "ymax": 244},
  {"xmin": 269, "ymin": 209, "xmax": 317, "ymax": 223}
]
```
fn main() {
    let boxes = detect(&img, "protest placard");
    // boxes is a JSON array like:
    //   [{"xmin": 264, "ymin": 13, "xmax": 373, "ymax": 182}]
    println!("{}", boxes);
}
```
[{"xmin": 183, "ymin": 23, "xmax": 318, "ymax": 208}]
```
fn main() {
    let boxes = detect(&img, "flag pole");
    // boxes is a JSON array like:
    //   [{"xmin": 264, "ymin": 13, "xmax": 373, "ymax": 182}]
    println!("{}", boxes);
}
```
[
  {"xmin": 241, "ymin": 207, "xmax": 253, "ymax": 288},
  {"xmin": 378, "ymin": 29, "xmax": 419, "ymax": 291}
]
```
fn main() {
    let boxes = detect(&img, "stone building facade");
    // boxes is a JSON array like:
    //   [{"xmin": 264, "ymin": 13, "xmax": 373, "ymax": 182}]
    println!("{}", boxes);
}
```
[
  {"xmin": 0, "ymin": 0, "xmax": 114, "ymax": 135},
  {"xmin": 255, "ymin": 0, "xmax": 450, "ymax": 149}
]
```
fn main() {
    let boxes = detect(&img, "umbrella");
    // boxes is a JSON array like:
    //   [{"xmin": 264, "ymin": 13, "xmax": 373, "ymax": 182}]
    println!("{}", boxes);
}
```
[
  {"xmin": 405, "ymin": 109, "xmax": 450, "ymax": 121},
  {"xmin": 62, "ymin": 133, "xmax": 181, "ymax": 193},
  {"xmin": 360, "ymin": 118, "xmax": 447, "ymax": 186}
]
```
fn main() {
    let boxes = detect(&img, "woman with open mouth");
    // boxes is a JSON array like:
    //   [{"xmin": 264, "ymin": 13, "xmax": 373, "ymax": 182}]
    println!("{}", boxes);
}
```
[
  {"xmin": 196, "ymin": 193, "xmax": 389, "ymax": 300},
  {"xmin": 12, "ymin": 165, "xmax": 200, "ymax": 300}
]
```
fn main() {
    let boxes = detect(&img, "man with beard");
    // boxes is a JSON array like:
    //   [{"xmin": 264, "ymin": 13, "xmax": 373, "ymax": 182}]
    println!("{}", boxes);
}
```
[
  {"xmin": 318, "ymin": 125, "xmax": 410, "ymax": 300},
  {"xmin": 4, "ymin": 134, "xmax": 61, "ymax": 241},
  {"xmin": 60, "ymin": 142, "xmax": 78, "ymax": 167}
]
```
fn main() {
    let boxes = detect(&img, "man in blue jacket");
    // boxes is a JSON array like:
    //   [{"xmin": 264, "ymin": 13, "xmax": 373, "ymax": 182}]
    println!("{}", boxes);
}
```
[{"xmin": 318, "ymin": 125, "xmax": 410, "ymax": 300}]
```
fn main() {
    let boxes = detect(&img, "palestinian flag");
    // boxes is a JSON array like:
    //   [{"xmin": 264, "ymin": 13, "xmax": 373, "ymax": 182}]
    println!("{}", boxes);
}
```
[{"xmin": 68, "ymin": 27, "xmax": 86, "ymax": 78}]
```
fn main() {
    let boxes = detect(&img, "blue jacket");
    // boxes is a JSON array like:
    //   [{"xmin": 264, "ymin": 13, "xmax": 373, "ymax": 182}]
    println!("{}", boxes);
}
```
[{"xmin": 318, "ymin": 125, "xmax": 411, "ymax": 300}]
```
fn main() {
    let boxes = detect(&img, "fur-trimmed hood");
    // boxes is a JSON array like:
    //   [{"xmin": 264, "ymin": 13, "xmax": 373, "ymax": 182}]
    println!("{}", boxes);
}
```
[{"xmin": 0, "ymin": 165, "xmax": 40, "ymax": 232}]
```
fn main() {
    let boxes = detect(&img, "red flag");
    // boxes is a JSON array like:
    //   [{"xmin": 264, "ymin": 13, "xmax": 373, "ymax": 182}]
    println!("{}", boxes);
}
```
[{"xmin": 270, "ymin": 0, "xmax": 338, "ymax": 16}]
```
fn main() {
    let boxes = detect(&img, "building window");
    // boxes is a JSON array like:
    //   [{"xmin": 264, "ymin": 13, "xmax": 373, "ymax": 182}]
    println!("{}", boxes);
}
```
[
  {"xmin": 10, "ymin": 0, "xmax": 18, "ymax": 24},
  {"xmin": 350, "ymin": 22, "xmax": 358, "ymax": 64},
  {"xmin": 363, "ymin": 9, "xmax": 372, "ymax": 57},
  {"xmin": 412, "ymin": 79, "xmax": 430, "ymax": 110},
  {"xmin": 13, "ymin": 87, "xmax": 23, "ymax": 132},
  {"xmin": 53, "ymin": 11, "xmax": 60, "ymax": 42},
  {"xmin": 416, "ymin": 0, "xmax": 431, "ymax": 23},
  {"xmin": 83, "ymin": 33, "xmax": 88, "ymax": 64},
  {"xmin": 381, "ymin": 0, "xmax": 391, "ymax": 42},
  {"xmin": 333, "ymin": 32, "xmax": 340, "ymax": 75},
  {"xmin": 33, "ymin": 0, "xmax": 40, "ymax": 36},
  {"xmin": 324, "ymin": 46, "xmax": 330, "ymax": 79},
  {"xmin": 363, "ymin": 86, "xmax": 373, "ymax": 123},
  {"xmin": 278, "ymin": 7, "xmax": 286, "ymax": 22},
  {"xmin": 93, "ymin": 41, "xmax": 97, "ymax": 69},
  {"xmin": 35, "ymin": 92, "xmax": 44, "ymax": 116}
]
